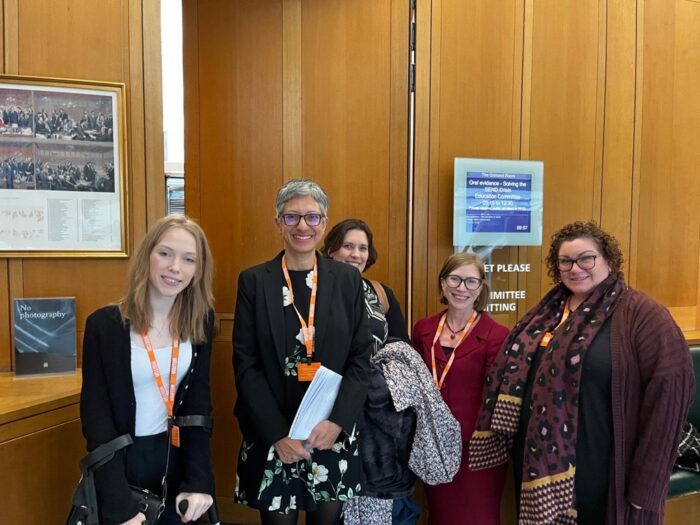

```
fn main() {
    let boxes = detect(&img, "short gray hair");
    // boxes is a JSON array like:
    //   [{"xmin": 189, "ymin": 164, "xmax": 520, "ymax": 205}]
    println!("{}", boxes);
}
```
[{"xmin": 275, "ymin": 179, "xmax": 329, "ymax": 217}]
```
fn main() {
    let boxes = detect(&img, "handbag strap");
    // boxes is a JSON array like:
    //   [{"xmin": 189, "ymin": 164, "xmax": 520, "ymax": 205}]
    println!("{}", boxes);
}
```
[
  {"xmin": 370, "ymin": 280, "xmax": 390, "ymax": 314},
  {"xmin": 71, "ymin": 434, "xmax": 133, "ymax": 525},
  {"xmin": 79, "ymin": 433, "xmax": 134, "ymax": 475}
]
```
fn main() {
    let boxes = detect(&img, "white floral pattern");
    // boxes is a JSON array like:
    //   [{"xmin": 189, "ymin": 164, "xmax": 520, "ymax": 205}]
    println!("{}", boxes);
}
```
[
  {"xmin": 305, "ymin": 270, "xmax": 314, "ymax": 289},
  {"xmin": 310, "ymin": 463, "xmax": 329, "ymax": 485},
  {"xmin": 268, "ymin": 496, "xmax": 282, "ymax": 511},
  {"xmin": 283, "ymin": 286, "xmax": 292, "ymax": 307},
  {"xmin": 235, "ymin": 430, "xmax": 363, "ymax": 514},
  {"xmin": 295, "ymin": 328, "xmax": 305, "ymax": 346}
]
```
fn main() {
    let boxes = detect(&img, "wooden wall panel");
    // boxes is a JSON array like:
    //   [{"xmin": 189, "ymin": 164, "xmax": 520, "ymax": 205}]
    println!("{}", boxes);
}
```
[
  {"xmin": 414, "ymin": 0, "xmax": 524, "ymax": 323},
  {"xmin": 184, "ymin": 2, "xmax": 409, "ymax": 522},
  {"xmin": 0, "ymin": 0, "xmax": 164, "ymax": 368},
  {"xmin": 3, "ymin": 0, "xmax": 162, "ymax": 367},
  {"xmin": 185, "ymin": 0, "xmax": 284, "ymax": 313},
  {"xmin": 600, "ymin": 0, "xmax": 636, "ymax": 261},
  {"xmin": 634, "ymin": 0, "xmax": 700, "ymax": 314},
  {"xmin": 301, "ymin": 0, "xmax": 407, "ymax": 300},
  {"xmin": 184, "ymin": 0, "xmax": 408, "ymax": 315},
  {"xmin": 526, "ymin": 0, "xmax": 603, "ymax": 299},
  {"xmin": 16, "ymin": 0, "xmax": 127, "ymax": 81},
  {"xmin": 0, "ymin": 419, "xmax": 84, "ymax": 523}
]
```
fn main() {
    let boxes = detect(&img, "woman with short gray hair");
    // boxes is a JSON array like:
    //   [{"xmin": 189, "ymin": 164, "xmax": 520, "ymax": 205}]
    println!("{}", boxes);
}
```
[{"xmin": 233, "ymin": 179, "xmax": 373, "ymax": 525}]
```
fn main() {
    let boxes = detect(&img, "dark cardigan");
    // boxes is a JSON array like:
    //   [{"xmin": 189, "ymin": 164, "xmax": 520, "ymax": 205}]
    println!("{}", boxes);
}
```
[
  {"xmin": 607, "ymin": 288, "xmax": 695, "ymax": 524},
  {"xmin": 80, "ymin": 305, "xmax": 215, "ymax": 525}
]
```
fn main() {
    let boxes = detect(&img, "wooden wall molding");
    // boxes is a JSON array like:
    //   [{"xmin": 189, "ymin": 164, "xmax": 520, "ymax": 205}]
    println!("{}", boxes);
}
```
[{"xmin": 283, "ymin": 0, "xmax": 302, "ymax": 181}]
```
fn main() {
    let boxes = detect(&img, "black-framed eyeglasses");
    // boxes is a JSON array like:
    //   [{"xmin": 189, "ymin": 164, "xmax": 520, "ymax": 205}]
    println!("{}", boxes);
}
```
[
  {"xmin": 443, "ymin": 275, "xmax": 483, "ymax": 290},
  {"xmin": 557, "ymin": 254, "xmax": 598, "ymax": 272},
  {"xmin": 278, "ymin": 213, "xmax": 325, "ymax": 227}
]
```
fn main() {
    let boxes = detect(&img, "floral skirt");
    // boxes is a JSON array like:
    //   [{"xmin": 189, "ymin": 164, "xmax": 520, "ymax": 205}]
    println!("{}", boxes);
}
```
[{"xmin": 235, "ymin": 427, "xmax": 364, "ymax": 513}]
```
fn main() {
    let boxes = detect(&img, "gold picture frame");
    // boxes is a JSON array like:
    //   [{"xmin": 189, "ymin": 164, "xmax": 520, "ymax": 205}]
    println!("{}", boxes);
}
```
[{"xmin": 0, "ymin": 75, "xmax": 128, "ymax": 257}]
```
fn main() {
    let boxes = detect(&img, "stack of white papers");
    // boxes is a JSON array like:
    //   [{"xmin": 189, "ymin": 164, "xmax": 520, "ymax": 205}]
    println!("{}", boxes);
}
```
[{"xmin": 288, "ymin": 365, "xmax": 342, "ymax": 440}]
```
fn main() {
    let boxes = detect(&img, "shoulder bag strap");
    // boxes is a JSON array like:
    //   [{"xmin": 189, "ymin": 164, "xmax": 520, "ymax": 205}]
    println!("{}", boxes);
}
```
[
  {"xmin": 370, "ymin": 279, "xmax": 390, "ymax": 314},
  {"xmin": 80, "ymin": 433, "xmax": 134, "ymax": 475}
]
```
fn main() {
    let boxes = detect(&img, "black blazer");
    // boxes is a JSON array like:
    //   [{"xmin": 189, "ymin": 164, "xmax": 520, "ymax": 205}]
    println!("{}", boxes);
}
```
[
  {"xmin": 80, "ymin": 305, "xmax": 215, "ymax": 525},
  {"xmin": 233, "ymin": 251, "xmax": 373, "ymax": 447}
]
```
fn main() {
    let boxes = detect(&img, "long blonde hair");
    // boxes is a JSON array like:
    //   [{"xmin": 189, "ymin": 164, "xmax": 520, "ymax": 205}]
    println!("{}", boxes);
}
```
[{"xmin": 119, "ymin": 214, "xmax": 214, "ymax": 343}]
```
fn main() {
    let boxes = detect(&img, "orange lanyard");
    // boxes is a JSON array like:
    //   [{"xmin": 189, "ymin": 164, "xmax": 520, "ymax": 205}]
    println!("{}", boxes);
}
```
[
  {"xmin": 430, "ymin": 311, "xmax": 479, "ymax": 390},
  {"xmin": 540, "ymin": 301, "xmax": 571, "ymax": 347},
  {"xmin": 141, "ymin": 332, "xmax": 180, "ymax": 417},
  {"xmin": 282, "ymin": 255, "xmax": 318, "ymax": 359}
]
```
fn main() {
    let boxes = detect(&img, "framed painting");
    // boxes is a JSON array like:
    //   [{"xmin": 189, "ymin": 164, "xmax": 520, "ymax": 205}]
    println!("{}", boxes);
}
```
[{"xmin": 0, "ymin": 75, "xmax": 128, "ymax": 257}]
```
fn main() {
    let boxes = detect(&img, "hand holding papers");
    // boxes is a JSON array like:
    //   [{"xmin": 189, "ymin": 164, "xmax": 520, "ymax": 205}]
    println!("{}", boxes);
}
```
[{"xmin": 288, "ymin": 365, "xmax": 342, "ymax": 440}]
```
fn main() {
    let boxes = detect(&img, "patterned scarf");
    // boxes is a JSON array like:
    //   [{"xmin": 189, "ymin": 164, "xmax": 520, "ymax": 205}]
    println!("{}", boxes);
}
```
[{"xmin": 469, "ymin": 274, "xmax": 626, "ymax": 524}]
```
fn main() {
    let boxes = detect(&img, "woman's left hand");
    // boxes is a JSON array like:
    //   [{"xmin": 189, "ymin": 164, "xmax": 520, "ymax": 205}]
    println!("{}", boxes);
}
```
[
  {"xmin": 175, "ymin": 492, "xmax": 213, "ymax": 523},
  {"xmin": 306, "ymin": 420, "xmax": 342, "ymax": 450}
]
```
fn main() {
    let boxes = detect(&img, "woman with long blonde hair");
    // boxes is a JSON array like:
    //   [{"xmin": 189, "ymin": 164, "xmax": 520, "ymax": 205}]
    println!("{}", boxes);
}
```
[{"xmin": 80, "ymin": 214, "xmax": 216, "ymax": 524}]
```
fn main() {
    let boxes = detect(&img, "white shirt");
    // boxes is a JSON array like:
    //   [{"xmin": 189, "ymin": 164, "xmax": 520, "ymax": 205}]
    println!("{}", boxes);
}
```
[{"xmin": 131, "ymin": 340, "xmax": 193, "ymax": 436}]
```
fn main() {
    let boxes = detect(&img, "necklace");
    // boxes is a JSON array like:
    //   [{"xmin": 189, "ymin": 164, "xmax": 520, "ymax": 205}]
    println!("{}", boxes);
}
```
[
  {"xmin": 444, "ymin": 319, "xmax": 467, "ymax": 340},
  {"xmin": 151, "ymin": 319, "xmax": 170, "ymax": 338}
]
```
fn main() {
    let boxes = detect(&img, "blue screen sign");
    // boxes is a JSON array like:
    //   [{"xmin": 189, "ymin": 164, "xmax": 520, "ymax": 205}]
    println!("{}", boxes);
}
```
[
  {"xmin": 453, "ymin": 158, "xmax": 543, "ymax": 247},
  {"xmin": 466, "ymin": 172, "xmax": 532, "ymax": 233}
]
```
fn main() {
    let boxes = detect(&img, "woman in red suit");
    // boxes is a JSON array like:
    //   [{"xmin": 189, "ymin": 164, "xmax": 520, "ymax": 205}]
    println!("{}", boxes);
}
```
[{"xmin": 412, "ymin": 252, "xmax": 509, "ymax": 525}]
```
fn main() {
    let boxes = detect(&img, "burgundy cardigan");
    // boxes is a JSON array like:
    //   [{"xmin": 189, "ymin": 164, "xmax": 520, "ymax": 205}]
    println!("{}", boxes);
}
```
[{"xmin": 607, "ymin": 288, "xmax": 695, "ymax": 524}]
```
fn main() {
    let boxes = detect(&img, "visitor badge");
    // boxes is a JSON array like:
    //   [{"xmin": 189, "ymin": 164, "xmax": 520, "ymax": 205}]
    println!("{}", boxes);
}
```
[
  {"xmin": 540, "ymin": 332, "xmax": 553, "ymax": 347},
  {"xmin": 170, "ymin": 423, "xmax": 181, "ymax": 447},
  {"xmin": 297, "ymin": 362, "xmax": 321, "ymax": 382}
]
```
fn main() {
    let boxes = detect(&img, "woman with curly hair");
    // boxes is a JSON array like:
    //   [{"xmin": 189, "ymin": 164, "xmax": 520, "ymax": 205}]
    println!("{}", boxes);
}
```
[{"xmin": 470, "ymin": 221, "xmax": 694, "ymax": 524}]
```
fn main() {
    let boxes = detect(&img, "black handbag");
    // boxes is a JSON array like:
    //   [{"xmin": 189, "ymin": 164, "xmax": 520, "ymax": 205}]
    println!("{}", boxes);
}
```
[
  {"xmin": 67, "ymin": 416, "xmax": 216, "ymax": 525},
  {"xmin": 66, "ymin": 434, "xmax": 165, "ymax": 525}
]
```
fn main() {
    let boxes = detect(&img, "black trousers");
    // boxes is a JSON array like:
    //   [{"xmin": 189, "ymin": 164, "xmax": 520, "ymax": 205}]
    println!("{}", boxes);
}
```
[{"xmin": 126, "ymin": 431, "xmax": 184, "ymax": 524}]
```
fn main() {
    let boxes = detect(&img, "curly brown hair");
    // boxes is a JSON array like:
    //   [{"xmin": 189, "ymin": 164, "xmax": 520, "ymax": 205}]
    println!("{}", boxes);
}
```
[{"xmin": 546, "ymin": 221, "xmax": 624, "ymax": 283}]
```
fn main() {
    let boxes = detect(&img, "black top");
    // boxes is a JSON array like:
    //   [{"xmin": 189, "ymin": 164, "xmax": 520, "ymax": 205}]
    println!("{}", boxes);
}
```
[
  {"xmin": 368, "ymin": 280, "xmax": 409, "ymax": 342},
  {"xmin": 283, "ymin": 270, "xmax": 313, "ymax": 421},
  {"xmin": 512, "ymin": 319, "xmax": 612, "ymax": 524},
  {"xmin": 80, "ymin": 305, "xmax": 214, "ymax": 525},
  {"xmin": 574, "ymin": 319, "xmax": 612, "ymax": 523}
]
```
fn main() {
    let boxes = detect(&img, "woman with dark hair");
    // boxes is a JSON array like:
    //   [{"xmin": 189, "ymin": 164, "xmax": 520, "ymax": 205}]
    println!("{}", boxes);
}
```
[
  {"xmin": 470, "ymin": 220, "xmax": 694, "ymax": 525},
  {"xmin": 233, "ymin": 180, "xmax": 373, "ymax": 525},
  {"xmin": 324, "ymin": 220, "xmax": 429, "ymax": 525},
  {"xmin": 413, "ymin": 252, "xmax": 509, "ymax": 525},
  {"xmin": 80, "ymin": 214, "xmax": 216, "ymax": 524},
  {"xmin": 322, "ymin": 218, "xmax": 408, "ymax": 342}
]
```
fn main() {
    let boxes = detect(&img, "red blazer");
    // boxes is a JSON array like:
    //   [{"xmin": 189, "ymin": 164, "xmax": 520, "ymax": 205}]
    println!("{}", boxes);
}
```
[{"xmin": 412, "ymin": 311, "xmax": 509, "ymax": 441}]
